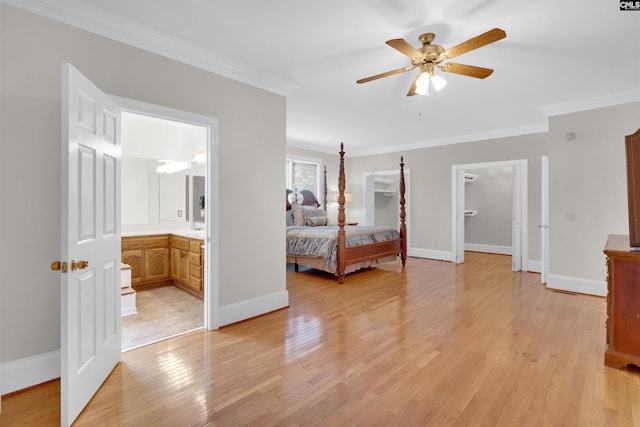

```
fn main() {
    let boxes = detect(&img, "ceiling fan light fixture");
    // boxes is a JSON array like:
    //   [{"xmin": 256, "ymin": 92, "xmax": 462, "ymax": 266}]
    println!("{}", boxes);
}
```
[
  {"xmin": 431, "ymin": 73, "xmax": 447, "ymax": 91},
  {"xmin": 415, "ymin": 72, "xmax": 431, "ymax": 95},
  {"xmin": 356, "ymin": 28, "xmax": 505, "ymax": 97},
  {"xmin": 415, "ymin": 71, "xmax": 446, "ymax": 96}
]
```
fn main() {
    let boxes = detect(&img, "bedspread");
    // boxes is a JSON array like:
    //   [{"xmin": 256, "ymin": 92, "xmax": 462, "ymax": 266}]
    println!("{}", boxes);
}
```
[{"xmin": 286, "ymin": 225, "xmax": 400, "ymax": 273}]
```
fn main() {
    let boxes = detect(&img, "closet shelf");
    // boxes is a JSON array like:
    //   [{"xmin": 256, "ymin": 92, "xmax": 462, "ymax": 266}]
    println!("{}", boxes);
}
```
[
  {"xmin": 374, "ymin": 178, "xmax": 394, "ymax": 184},
  {"xmin": 374, "ymin": 189, "xmax": 396, "ymax": 196},
  {"xmin": 464, "ymin": 173, "xmax": 478, "ymax": 182}
]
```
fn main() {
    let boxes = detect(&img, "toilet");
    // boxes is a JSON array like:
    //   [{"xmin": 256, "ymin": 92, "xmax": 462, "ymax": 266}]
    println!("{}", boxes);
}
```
[{"xmin": 121, "ymin": 263, "xmax": 137, "ymax": 316}]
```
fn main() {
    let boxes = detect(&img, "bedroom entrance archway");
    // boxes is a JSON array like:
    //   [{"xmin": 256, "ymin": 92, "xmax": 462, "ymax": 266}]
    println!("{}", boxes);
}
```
[
  {"xmin": 451, "ymin": 160, "xmax": 528, "ymax": 272},
  {"xmin": 113, "ymin": 95, "xmax": 220, "ymax": 345}
]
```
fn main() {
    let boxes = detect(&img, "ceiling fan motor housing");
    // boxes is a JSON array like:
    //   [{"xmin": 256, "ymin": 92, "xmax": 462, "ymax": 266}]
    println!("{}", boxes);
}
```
[{"xmin": 413, "ymin": 33, "xmax": 446, "ymax": 66}]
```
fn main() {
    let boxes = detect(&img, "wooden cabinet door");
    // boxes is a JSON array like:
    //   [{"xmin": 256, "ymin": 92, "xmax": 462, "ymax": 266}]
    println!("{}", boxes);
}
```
[
  {"xmin": 122, "ymin": 249, "xmax": 143, "ymax": 285},
  {"xmin": 170, "ymin": 247, "xmax": 189, "ymax": 284},
  {"xmin": 145, "ymin": 247, "xmax": 169, "ymax": 282},
  {"xmin": 170, "ymin": 247, "xmax": 181, "ymax": 282},
  {"xmin": 179, "ymin": 250, "xmax": 189, "ymax": 284}
]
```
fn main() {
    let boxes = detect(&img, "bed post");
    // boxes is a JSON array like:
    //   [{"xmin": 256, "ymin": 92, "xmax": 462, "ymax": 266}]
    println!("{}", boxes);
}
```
[
  {"xmin": 337, "ymin": 143, "xmax": 347, "ymax": 284},
  {"xmin": 399, "ymin": 156, "xmax": 407, "ymax": 266},
  {"xmin": 322, "ymin": 165, "xmax": 328, "ymax": 211}
]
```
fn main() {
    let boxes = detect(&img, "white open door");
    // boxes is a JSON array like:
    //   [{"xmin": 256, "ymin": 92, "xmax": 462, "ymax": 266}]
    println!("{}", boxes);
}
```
[{"xmin": 60, "ymin": 63, "xmax": 121, "ymax": 426}]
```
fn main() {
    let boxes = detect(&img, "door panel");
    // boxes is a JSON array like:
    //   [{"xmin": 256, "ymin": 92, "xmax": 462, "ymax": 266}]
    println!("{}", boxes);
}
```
[{"xmin": 61, "ymin": 63, "xmax": 121, "ymax": 426}]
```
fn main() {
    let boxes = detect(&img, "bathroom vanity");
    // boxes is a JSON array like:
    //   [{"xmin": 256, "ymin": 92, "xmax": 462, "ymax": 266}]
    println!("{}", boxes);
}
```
[
  {"xmin": 169, "ymin": 234, "xmax": 204, "ymax": 299},
  {"xmin": 122, "ymin": 232, "xmax": 204, "ymax": 299}
]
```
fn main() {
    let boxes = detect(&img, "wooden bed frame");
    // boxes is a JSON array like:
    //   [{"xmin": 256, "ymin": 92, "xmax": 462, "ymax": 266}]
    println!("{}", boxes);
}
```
[{"xmin": 289, "ymin": 143, "xmax": 407, "ymax": 283}]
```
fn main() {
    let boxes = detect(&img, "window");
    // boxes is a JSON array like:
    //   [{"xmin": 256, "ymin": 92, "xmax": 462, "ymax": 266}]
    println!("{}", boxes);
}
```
[{"xmin": 286, "ymin": 157, "xmax": 321, "ymax": 197}]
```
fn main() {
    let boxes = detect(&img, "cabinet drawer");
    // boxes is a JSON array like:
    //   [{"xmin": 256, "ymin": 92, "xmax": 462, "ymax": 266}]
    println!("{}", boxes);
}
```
[
  {"xmin": 190, "ymin": 240, "xmax": 203, "ymax": 253},
  {"xmin": 189, "ymin": 275, "xmax": 202, "ymax": 291},
  {"xmin": 189, "ymin": 252, "xmax": 201, "ymax": 268},
  {"xmin": 170, "ymin": 236, "xmax": 189, "ymax": 251},
  {"xmin": 122, "ymin": 235, "xmax": 170, "ymax": 250}
]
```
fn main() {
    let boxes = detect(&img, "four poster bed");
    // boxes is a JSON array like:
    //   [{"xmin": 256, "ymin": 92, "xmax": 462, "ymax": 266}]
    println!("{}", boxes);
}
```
[{"xmin": 286, "ymin": 143, "xmax": 407, "ymax": 283}]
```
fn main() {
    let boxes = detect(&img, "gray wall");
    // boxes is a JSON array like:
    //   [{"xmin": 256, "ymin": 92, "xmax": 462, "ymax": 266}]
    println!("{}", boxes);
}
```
[
  {"xmin": 347, "ymin": 102, "xmax": 640, "ymax": 287},
  {"xmin": 0, "ymin": 5, "xmax": 286, "ymax": 364},
  {"xmin": 548, "ymin": 103, "xmax": 639, "ymax": 281},
  {"xmin": 349, "ymin": 134, "xmax": 547, "ymax": 259},
  {"xmin": 464, "ymin": 166, "xmax": 513, "ymax": 247}
]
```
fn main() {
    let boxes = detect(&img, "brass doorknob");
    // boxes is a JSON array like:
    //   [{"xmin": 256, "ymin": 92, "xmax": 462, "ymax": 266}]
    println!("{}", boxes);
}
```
[
  {"xmin": 71, "ymin": 259, "xmax": 89, "ymax": 271},
  {"xmin": 51, "ymin": 261, "xmax": 68, "ymax": 273}
]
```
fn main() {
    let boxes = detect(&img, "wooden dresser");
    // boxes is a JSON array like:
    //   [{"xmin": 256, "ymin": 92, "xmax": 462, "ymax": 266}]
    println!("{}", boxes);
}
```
[{"xmin": 604, "ymin": 234, "xmax": 640, "ymax": 369}]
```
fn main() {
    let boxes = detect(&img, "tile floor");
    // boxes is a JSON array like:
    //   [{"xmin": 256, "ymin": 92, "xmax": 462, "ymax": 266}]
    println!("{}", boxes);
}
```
[{"xmin": 122, "ymin": 285, "xmax": 203, "ymax": 351}]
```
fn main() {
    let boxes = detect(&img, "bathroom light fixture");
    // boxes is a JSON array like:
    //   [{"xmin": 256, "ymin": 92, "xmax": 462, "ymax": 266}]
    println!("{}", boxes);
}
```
[{"xmin": 156, "ymin": 160, "xmax": 189, "ymax": 174}]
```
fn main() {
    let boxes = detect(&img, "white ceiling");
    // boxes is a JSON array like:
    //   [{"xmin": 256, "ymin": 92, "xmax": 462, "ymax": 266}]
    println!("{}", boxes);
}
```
[{"xmin": 10, "ymin": 0, "xmax": 640, "ymax": 156}]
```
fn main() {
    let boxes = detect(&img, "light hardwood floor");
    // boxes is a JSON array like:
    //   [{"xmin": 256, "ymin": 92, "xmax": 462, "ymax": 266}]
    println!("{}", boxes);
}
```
[{"xmin": 2, "ymin": 252, "xmax": 639, "ymax": 426}]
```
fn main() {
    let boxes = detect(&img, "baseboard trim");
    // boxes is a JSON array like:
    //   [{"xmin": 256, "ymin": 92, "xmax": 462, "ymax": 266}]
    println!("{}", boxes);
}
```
[
  {"xmin": 546, "ymin": 274, "xmax": 606, "ymax": 297},
  {"xmin": 526, "ymin": 260, "xmax": 541, "ymax": 273},
  {"xmin": 408, "ymin": 247, "xmax": 455, "ymax": 262},
  {"xmin": 219, "ymin": 290, "xmax": 289, "ymax": 327},
  {"xmin": 0, "ymin": 350, "xmax": 60, "ymax": 396},
  {"xmin": 464, "ymin": 243, "xmax": 512, "ymax": 255}
]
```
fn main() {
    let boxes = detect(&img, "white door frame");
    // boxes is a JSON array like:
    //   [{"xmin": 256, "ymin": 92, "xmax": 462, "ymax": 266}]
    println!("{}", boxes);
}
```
[
  {"xmin": 451, "ymin": 160, "xmax": 528, "ymax": 271},
  {"xmin": 111, "ymin": 95, "xmax": 220, "ymax": 330},
  {"xmin": 541, "ymin": 155, "xmax": 549, "ymax": 283},
  {"xmin": 363, "ymin": 168, "xmax": 411, "ymax": 250}
]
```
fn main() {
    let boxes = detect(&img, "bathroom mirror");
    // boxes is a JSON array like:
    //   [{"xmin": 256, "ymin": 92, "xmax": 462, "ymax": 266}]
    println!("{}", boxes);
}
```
[{"xmin": 121, "ymin": 156, "xmax": 189, "ymax": 225}]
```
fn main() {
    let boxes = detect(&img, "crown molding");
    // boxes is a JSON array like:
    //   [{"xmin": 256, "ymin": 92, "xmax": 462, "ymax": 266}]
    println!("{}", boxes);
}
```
[
  {"xmin": 539, "ymin": 89, "xmax": 640, "ymax": 117},
  {"xmin": 288, "ymin": 122, "xmax": 550, "ymax": 157},
  {"xmin": 1, "ymin": 0, "xmax": 299, "ymax": 96}
]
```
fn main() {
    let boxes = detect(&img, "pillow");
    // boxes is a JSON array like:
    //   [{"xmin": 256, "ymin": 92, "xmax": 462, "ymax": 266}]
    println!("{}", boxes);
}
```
[
  {"xmin": 286, "ymin": 209, "xmax": 294, "ymax": 227},
  {"xmin": 306, "ymin": 216, "xmax": 328, "ymax": 226},
  {"xmin": 301, "ymin": 205, "xmax": 325, "ymax": 217},
  {"xmin": 291, "ymin": 203, "xmax": 306, "ymax": 226},
  {"xmin": 301, "ymin": 205, "xmax": 327, "ymax": 224},
  {"xmin": 292, "ymin": 203, "xmax": 328, "ymax": 226}
]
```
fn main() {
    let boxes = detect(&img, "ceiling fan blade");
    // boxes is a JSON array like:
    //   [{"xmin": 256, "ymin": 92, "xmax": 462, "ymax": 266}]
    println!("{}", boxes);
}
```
[
  {"xmin": 356, "ymin": 66, "xmax": 416, "ymax": 84},
  {"xmin": 440, "ymin": 63, "xmax": 494, "ymax": 79},
  {"xmin": 444, "ymin": 28, "xmax": 506, "ymax": 59},
  {"xmin": 386, "ymin": 38, "xmax": 423, "ymax": 58},
  {"xmin": 406, "ymin": 73, "xmax": 420, "ymax": 96}
]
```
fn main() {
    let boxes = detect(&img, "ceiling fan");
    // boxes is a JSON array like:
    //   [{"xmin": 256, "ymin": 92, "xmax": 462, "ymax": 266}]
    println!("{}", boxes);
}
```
[{"xmin": 356, "ymin": 28, "xmax": 506, "ymax": 96}]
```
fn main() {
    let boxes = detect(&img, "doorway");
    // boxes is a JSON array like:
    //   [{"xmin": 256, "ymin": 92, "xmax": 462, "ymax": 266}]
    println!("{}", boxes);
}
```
[
  {"xmin": 363, "ymin": 168, "xmax": 411, "ymax": 247},
  {"xmin": 112, "ymin": 95, "xmax": 220, "ymax": 349},
  {"xmin": 451, "ymin": 160, "xmax": 528, "ymax": 271}
]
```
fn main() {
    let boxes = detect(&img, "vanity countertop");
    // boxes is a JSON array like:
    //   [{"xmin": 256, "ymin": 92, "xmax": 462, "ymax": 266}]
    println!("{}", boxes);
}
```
[{"xmin": 122, "ymin": 230, "xmax": 205, "ymax": 240}]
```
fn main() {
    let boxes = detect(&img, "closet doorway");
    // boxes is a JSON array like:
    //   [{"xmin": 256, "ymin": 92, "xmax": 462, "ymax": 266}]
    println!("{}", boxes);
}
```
[
  {"xmin": 363, "ymin": 168, "xmax": 411, "ymax": 247},
  {"xmin": 114, "ymin": 96, "xmax": 219, "ymax": 350},
  {"xmin": 451, "ymin": 160, "xmax": 528, "ymax": 272}
]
